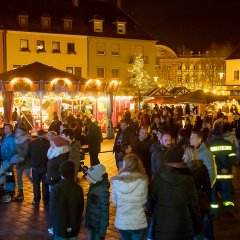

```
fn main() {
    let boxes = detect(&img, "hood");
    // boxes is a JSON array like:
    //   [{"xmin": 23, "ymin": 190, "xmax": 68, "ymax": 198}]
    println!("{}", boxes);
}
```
[
  {"xmin": 111, "ymin": 172, "xmax": 146, "ymax": 194},
  {"xmin": 47, "ymin": 145, "xmax": 70, "ymax": 160},
  {"xmin": 223, "ymin": 131, "xmax": 235, "ymax": 141},
  {"xmin": 158, "ymin": 165, "xmax": 191, "ymax": 186}
]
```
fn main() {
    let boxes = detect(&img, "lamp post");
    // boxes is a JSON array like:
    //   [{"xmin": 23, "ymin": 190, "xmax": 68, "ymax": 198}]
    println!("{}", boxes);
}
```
[{"xmin": 219, "ymin": 72, "xmax": 224, "ymax": 92}]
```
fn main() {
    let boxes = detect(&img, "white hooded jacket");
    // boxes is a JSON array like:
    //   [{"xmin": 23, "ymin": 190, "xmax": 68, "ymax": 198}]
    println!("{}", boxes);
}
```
[{"xmin": 111, "ymin": 172, "xmax": 148, "ymax": 230}]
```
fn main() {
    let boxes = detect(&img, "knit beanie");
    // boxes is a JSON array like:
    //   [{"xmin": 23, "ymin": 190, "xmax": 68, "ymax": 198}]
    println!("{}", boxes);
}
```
[
  {"xmin": 60, "ymin": 161, "xmax": 75, "ymax": 178},
  {"xmin": 164, "ymin": 145, "xmax": 184, "ymax": 163},
  {"xmin": 87, "ymin": 164, "xmax": 106, "ymax": 182},
  {"xmin": 51, "ymin": 136, "xmax": 70, "ymax": 147}
]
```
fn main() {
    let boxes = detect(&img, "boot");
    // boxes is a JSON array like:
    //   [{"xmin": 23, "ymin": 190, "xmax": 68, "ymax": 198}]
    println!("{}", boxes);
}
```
[{"xmin": 13, "ymin": 189, "xmax": 24, "ymax": 201}]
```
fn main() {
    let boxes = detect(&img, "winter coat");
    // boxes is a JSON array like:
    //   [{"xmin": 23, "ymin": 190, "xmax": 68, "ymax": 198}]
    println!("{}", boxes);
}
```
[
  {"xmin": 85, "ymin": 173, "xmax": 110, "ymax": 236},
  {"xmin": 151, "ymin": 166, "xmax": 201, "ymax": 240},
  {"xmin": 50, "ymin": 178, "xmax": 84, "ymax": 238},
  {"xmin": 1, "ymin": 133, "xmax": 15, "ymax": 162},
  {"xmin": 69, "ymin": 141, "xmax": 81, "ymax": 180},
  {"xmin": 133, "ymin": 136, "xmax": 153, "ymax": 178},
  {"xmin": 186, "ymin": 160, "xmax": 211, "ymax": 213},
  {"xmin": 86, "ymin": 122, "xmax": 102, "ymax": 153},
  {"xmin": 150, "ymin": 142, "xmax": 166, "ymax": 175},
  {"xmin": 197, "ymin": 142, "xmax": 217, "ymax": 187},
  {"xmin": 111, "ymin": 172, "xmax": 148, "ymax": 230},
  {"xmin": 223, "ymin": 131, "xmax": 239, "ymax": 154},
  {"xmin": 28, "ymin": 137, "xmax": 50, "ymax": 169},
  {"xmin": 14, "ymin": 134, "xmax": 30, "ymax": 169},
  {"xmin": 47, "ymin": 147, "xmax": 70, "ymax": 186}
]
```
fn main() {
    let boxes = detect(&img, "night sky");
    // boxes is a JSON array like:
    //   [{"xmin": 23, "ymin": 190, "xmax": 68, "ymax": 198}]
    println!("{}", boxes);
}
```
[{"xmin": 120, "ymin": 0, "xmax": 240, "ymax": 52}]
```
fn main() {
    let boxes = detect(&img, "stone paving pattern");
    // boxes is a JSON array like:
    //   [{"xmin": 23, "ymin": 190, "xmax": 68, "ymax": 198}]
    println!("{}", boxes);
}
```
[{"xmin": 0, "ymin": 139, "xmax": 240, "ymax": 240}]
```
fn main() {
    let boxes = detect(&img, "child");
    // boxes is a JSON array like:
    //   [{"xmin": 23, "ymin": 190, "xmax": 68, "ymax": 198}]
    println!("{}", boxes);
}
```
[
  {"xmin": 118, "ymin": 143, "xmax": 132, "ymax": 169},
  {"xmin": 85, "ymin": 164, "xmax": 110, "ymax": 240}
]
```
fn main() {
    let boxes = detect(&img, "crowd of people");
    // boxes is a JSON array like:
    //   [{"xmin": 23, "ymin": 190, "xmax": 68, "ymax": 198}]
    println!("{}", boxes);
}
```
[{"xmin": 0, "ymin": 104, "xmax": 239, "ymax": 240}]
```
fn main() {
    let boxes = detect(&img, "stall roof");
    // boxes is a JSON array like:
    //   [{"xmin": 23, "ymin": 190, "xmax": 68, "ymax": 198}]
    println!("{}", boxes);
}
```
[
  {"xmin": 147, "ymin": 87, "xmax": 172, "ymax": 97},
  {"xmin": 170, "ymin": 87, "xmax": 191, "ymax": 96},
  {"xmin": 0, "ymin": 62, "xmax": 86, "ymax": 83}
]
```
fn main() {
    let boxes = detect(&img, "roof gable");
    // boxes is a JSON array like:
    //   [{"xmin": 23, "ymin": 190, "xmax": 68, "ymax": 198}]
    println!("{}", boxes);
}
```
[{"xmin": 226, "ymin": 46, "xmax": 240, "ymax": 60}]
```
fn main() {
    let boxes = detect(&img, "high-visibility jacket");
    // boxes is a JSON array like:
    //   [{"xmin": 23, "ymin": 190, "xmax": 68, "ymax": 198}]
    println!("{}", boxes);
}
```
[{"xmin": 209, "ymin": 137, "xmax": 236, "ymax": 175}]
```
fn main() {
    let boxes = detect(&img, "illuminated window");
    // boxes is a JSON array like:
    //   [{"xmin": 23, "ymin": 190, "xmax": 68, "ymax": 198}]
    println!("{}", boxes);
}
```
[
  {"xmin": 111, "ymin": 44, "xmax": 120, "ymax": 56},
  {"xmin": 36, "ymin": 40, "xmax": 45, "ymax": 52},
  {"xmin": 18, "ymin": 15, "xmax": 28, "ymax": 27},
  {"xmin": 94, "ymin": 20, "xmax": 103, "ymax": 32},
  {"xmin": 178, "ymin": 65, "xmax": 182, "ymax": 70},
  {"xmin": 112, "ymin": 68, "xmax": 119, "ymax": 79},
  {"xmin": 234, "ymin": 70, "xmax": 239, "ymax": 81},
  {"xmin": 96, "ymin": 42, "xmax": 106, "ymax": 55},
  {"xmin": 97, "ymin": 67, "xmax": 105, "ymax": 79},
  {"xmin": 42, "ymin": 17, "xmax": 51, "ymax": 29},
  {"xmin": 117, "ymin": 22, "xmax": 126, "ymax": 34},
  {"xmin": 52, "ymin": 41, "xmax": 60, "ymax": 53},
  {"xmin": 75, "ymin": 67, "xmax": 82, "ymax": 77},
  {"xmin": 67, "ymin": 43, "xmax": 76, "ymax": 54},
  {"xmin": 13, "ymin": 65, "xmax": 22, "ymax": 69},
  {"xmin": 178, "ymin": 75, "xmax": 182, "ymax": 84},
  {"xmin": 64, "ymin": 19, "xmax": 72, "ymax": 31},
  {"xmin": 20, "ymin": 39, "xmax": 29, "ymax": 51},
  {"xmin": 66, "ymin": 67, "xmax": 74, "ymax": 74}
]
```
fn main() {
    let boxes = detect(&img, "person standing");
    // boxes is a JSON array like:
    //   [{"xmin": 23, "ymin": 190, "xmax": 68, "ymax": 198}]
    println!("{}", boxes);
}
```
[
  {"xmin": 12, "ymin": 108, "xmax": 18, "ymax": 122},
  {"xmin": 1, "ymin": 124, "xmax": 15, "ymax": 196},
  {"xmin": 28, "ymin": 129, "xmax": 50, "ymax": 206},
  {"xmin": 50, "ymin": 161, "xmax": 84, "ymax": 240},
  {"xmin": 85, "ymin": 118, "xmax": 103, "ymax": 166},
  {"xmin": 150, "ymin": 145, "xmax": 201, "ymax": 240},
  {"xmin": 111, "ymin": 154, "xmax": 148, "ymax": 240},
  {"xmin": 85, "ymin": 164, "xmax": 110, "ymax": 240}
]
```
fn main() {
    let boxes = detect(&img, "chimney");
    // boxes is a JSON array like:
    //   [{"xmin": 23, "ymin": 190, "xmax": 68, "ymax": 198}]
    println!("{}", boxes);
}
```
[
  {"xmin": 72, "ymin": 0, "xmax": 78, "ymax": 7},
  {"xmin": 117, "ymin": 0, "xmax": 121, "ymax": 8}
]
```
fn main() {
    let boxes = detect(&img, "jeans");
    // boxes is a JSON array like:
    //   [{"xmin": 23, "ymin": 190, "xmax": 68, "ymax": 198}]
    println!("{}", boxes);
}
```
[
  {"xmin": 203, "ymin": 212, "xmax": 215, "ymax": 240},
  {"xmin": 119, "ymin": 229, "xmax": 146, "ymax": 240},
  {"xmin": 88, "ymin": 226, "xmax": 106, "ymax": 240},
  {"xmin": 2, "ymin": 160, "xmax": 15, "ymax": 192},
  {"xmin": 115, "ymin": 152, "xmax": 124, "ymax": 170},
  {"xmin": 16, "ymin": 167, "xmax": 32, "ymax": 190},
  {"xmin": 32, "ymin": 168, "xmax": 49, "ymax": 203},
  {"xmin": 54, "ymin": 236, "xmax": 78, "ymax": 240}
]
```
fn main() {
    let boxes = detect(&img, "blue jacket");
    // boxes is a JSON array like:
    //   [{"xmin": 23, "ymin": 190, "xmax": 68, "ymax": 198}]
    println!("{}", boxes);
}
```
[{"xmin": 1, "ymin": 133, "xmax": 15, "ymax": 162}]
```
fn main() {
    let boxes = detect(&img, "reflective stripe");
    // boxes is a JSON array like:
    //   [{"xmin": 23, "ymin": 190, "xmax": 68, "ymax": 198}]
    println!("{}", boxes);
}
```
[
  {"xmin": 228, "ymin": 153, "xmax": 236, "ymax": 157},
  {"xmin": 211, "ymin": 204, "xmax": 219, "ymax": 208},
  {"xmin": 216, "ymin": 175, "xmax": 234, "ymax": 179},
  {"xmin": 210, "ymin": 146, "xmax": 232, "ymax": 151},
  {"xmin": 223, "ymin": 201, "xmax": 234, "ymax": 207}
]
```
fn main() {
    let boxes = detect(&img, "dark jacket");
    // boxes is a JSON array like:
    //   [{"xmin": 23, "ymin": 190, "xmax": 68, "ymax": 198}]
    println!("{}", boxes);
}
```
[
  {"xmin": 85, "ymin": 173, "xmax": 110, "ymax": 236},
  {"xmin": 47, "ymin": 152, "xmax": 70, "ymax": 186},
  {"xmin": 86, "ymin": 122, "xmax": 103, "ymax": 153},
  {"xmin": 133, "ymin": 136, "xmax": 153, "ymax": 178},
  {"xmin": 50, "ymin": 178, "xmax": 84, "ymax": 238},
  {"xmin": 28, "ymin": 137, "xmax": 50, "ymax": 168},
  {"xmin": 151, "ymin": 166, "xmax": 201, "ymax": 240}
]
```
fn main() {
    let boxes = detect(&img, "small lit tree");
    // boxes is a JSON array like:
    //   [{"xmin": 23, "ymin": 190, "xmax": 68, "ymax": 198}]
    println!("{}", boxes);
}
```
[{"xmin": 128, "ymin": 55, "xmax": 155, "ymax": 108}]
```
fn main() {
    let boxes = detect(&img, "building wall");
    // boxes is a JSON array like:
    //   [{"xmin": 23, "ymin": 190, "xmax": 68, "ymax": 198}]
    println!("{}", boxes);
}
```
[
  {"xmin": 226, "ymin": 59, "xmax": 240, "ymax": 85},
  {"xmin": 88, "ymin": 36, "xmax": 156, "ymax": 87},
  {"xmin": 5, "ymin": 31, "xmax": 88, "ymax": 78},
  {"xmin": 0, "ymin": 30, "xmax": 6, "ymax": 73}
]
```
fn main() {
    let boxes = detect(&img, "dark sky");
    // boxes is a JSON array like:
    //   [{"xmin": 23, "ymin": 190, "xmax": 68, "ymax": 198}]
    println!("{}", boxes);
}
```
[{"xmin": 120, "ymin": 0, "xmax": 240, "ymax": 52}]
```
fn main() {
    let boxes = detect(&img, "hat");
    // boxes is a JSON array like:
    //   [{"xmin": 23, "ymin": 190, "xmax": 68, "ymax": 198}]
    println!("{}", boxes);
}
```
[
  {"xmin": 51, "ymin": 136, "xmax": 70, "ymax": 147},
  {"xmin": 212, "ymin": 126, "xmax": 222, "ymax": 136},
  {"xmin": 37, "ymin": 129, "xmax": 47, "ymax": 136},
  {"xmin": 87, "ymin": 164, "xmax": 106, "ymax": 182},
  {"xmin": 60, "ymin": 161, "xmax": 75, "ymax": 178},
  {"xmin": 164, "ymin": 146, "xmax": 184, "ymax": 163}
]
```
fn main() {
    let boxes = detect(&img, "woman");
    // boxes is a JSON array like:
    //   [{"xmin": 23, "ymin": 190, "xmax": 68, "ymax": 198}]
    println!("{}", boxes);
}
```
[
  {"xmin": 183, "ymin": 145, "xmax": 214, "ymax": 240},
  {"xmin": 111, "ymin": 154, "xmax": 148, "ymax": 240},
  {"xmin": 150, "ymin": 116, "xmax": 162, "ymax": 141}
]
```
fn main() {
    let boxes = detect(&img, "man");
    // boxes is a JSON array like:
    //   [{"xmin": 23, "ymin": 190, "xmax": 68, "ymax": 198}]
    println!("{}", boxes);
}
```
[
  {"xmin": 190, "ymin": 131, "xmax": 217, "ymax": 187},
  {"xmin": 12, "ymin": 108, "xmax": 18, "ymax": 122},
  {"xmin": 85, "ymin": 118, "xmax": 103, "ymax": 166},
  {"xmin": 28, "ymin": 129, "xmax": 50, "ymax": 206},
  {"xmin": 150, "ymin": 132, "xmax": 172, "ymax": 175},
  {"xmin": 132, "ymin": 128, "xmax": 153, "ymax": 179},
  {"xmin": 61, "ymin": 128, "xmax": 81, "ymax": 181},
  {"xmin": 113, "ymin": 120, "xmax": 135, "ymax": 169},
  {"xmin": 1, "ymin": 124, "xmax": 15, "ymax": 197},
  {"xmin": 209, "ymin": 127, "xmax": 236, "ymax": 215},
  {"xmin": 50, "ymin": 161, "xmax": 84, "ymax": 240}
]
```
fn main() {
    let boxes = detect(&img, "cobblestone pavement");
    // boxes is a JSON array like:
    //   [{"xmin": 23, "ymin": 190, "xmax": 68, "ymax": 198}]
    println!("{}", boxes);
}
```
[{"xmin": 0, "ymin": 139, "xmax": 240, "ymax": 240}]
